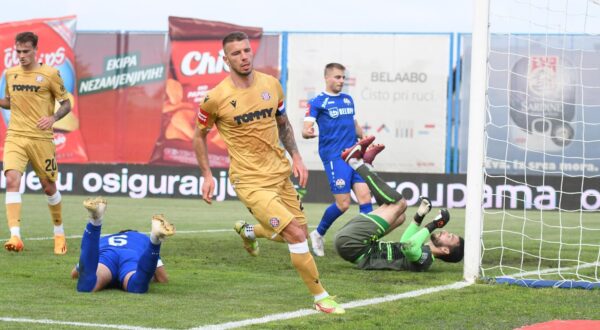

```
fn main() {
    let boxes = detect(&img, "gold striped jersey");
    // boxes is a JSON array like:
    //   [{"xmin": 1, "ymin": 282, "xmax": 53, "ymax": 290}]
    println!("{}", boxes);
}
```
[
  {"xmin": 197, "ymin": 71, "xmax": 289, "ymax": 188},
  {"xmin": 4, "ymin": 63, "xmax": 69, "ymax": 140}
]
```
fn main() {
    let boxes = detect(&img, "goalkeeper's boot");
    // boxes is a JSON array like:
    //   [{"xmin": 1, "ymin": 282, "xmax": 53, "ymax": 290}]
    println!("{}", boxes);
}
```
[
  {"xmin": 314, "ymin": 296, "xmax": 345, "ymax": 314},
  {"xmin": 341, "ymin": 135, "xmax": 375, "ymax": 162},
  {"xmin": 234, "ymin": 220, "xmax": 259, "ymax": 257},
  {"xmin": 309, "ymin": 230, "xmax": 325, "ymax": 257},
  {"xmin": 151, "ymin": 214, "xmax": 176, "ymax": 242},
  {"xmin": 83, "ymin": 197, "xmax": 107, "ymax": 220},
  {"xmin": 4, "ymin": 235, "xmax": 24, "ymax": 252},
  {"xmin": 363, "ymin": 143, "xmax": 385, "ymax": 165},
  {"xmin": 54, "ymin": 234, "xmax": 67, "ymax": 255}
]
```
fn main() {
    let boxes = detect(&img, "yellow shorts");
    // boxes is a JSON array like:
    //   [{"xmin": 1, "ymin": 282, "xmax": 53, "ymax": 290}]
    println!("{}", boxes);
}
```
[
  {"xmin": 235, "ymin": 178, "xmax": 307, "ymax": 234},
  {"xmin": 3, "ymin": 135, "xmax": 58, "ymax": 182}
]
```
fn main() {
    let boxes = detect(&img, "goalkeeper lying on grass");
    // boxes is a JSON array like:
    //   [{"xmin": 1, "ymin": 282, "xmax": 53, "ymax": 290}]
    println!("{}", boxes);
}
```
[{"xmin": 334, "ymin": 137, "xmax": 464, "ymax": 271}]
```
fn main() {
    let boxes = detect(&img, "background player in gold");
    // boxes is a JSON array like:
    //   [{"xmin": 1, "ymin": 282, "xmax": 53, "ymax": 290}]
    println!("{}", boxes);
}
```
[
  {"xmin": 0, "ymin": 32, "xmax": 72, "ymax": 254},
  {"xmin": 192, "ymin": 31, "xmax": 344, "ymax": 314}
]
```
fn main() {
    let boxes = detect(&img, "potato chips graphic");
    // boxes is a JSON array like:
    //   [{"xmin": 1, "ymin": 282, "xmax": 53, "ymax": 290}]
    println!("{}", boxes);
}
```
[{"xmin": 166, "ymin": 78, "xmax": 183, "ymax": 105}]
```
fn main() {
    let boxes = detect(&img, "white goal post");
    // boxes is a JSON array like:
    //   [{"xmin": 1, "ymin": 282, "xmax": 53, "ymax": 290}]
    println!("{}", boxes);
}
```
[{"xmin": 463, "ymin": 0, "xmax": 489, "ymax": 283}]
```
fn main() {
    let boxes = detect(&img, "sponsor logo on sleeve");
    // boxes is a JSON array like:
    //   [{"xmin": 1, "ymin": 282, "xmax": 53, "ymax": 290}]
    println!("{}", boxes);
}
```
[{"xmin": 197, "ymin": 108, "xmax": 209, "ymax": 125}]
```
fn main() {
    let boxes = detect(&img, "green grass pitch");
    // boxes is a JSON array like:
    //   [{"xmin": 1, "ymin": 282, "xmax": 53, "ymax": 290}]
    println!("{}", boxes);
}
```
[{"xmin": 0, "ymin": 194, "xmax": 598, "ymax": 329}]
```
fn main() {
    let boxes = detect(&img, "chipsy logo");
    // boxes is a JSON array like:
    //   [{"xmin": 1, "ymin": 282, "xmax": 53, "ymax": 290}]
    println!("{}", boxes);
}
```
[
  {"xmin": 4, "ymin": 46, "xmax": 66, "ymax": 68},
  {"xmin": 78, "ymin": 53, "xmax": 165, "ymax": 95},
  {"xmin": 180, "ymin": 49, "xmax": 230, "ymax": 76}
]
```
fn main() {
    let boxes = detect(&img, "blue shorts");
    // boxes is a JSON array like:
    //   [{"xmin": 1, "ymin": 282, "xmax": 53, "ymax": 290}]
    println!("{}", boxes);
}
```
[
  {"xmin": 323, "ymin": 158, "xmax": 365, "ymax": 194},
  {"xmin": 99, "ymin": 247, "xmax": 140, "ymax": 286}
]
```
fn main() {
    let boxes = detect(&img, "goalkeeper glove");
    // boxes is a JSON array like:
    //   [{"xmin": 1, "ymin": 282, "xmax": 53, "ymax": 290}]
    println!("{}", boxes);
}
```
[
  {"xmin": 425, "ymin": 209, "xmax": 450, "ymax": 233},
  {"xmin": 413, "ymin": 196, "xmax": 432, "ymax": 225}
]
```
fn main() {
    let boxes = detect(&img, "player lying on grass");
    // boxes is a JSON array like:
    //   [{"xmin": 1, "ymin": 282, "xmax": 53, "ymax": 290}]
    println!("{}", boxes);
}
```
[
  {"xmin": 334, "ymin": 137, "xmax": 464, "ymax": 271},
  {"xmin": 71, "ymin": 197, "xmax": 175, "ymax": 293}
]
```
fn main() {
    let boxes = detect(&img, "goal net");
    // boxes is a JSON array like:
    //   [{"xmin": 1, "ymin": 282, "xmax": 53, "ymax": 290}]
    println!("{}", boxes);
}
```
[{"xmin": 466, "ymin": 0, "xmax": 600, "ymax": 288}]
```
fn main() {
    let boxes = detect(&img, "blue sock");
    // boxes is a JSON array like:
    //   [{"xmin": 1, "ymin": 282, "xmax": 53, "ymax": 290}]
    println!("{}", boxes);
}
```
[
  {"xmin": 359, "ymin": 203, "xmax": 373, "ymax": 214},
  {"xmin": 316, "ymin": 203, "xmax": 344, "ymax": 236},
  {"xmin": 77, "ymin": 223, "xmax": 101, "ymax": 292},
  {"xmin": 126, "ymin": 242, "xmax": 161, "ymax": 293}
]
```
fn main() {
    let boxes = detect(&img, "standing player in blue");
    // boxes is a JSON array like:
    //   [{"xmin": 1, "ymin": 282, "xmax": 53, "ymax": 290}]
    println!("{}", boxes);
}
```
[
  {"xmin": 302, "ymin": 63, "xmax": 383, "ymax": 257},
  {"xmin": 72, "ymin": 197, "xmax": 175, "ymax": 293}
]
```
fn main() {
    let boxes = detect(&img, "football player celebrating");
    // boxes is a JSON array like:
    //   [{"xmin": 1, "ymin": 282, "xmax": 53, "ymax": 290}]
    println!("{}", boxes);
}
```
[{"xmin": 192, "ymin": 31, "xmax": 343, "ymax": 314}]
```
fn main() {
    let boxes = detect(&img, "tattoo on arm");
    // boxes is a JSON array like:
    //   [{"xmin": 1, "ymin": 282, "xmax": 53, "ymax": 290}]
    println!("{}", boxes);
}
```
[
  {"xmin": 53, "ymin": 99, "xmax": 72, "ymax": 121},
  {"xmin": 277, "ymin": 114, "xmax": 299, "ymax": 155}
]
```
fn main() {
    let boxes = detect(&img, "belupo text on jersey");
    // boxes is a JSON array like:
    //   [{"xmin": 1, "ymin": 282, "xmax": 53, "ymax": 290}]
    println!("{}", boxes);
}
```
[{"xmin": 327, "ymin": 107, "xmax": 354, "ymax": 118}]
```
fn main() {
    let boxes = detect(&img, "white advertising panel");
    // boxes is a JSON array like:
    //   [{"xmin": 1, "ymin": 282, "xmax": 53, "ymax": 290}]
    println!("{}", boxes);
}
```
[{"xmin": 286, "ymin": 33, "xmax": 451, "ymax": 173}]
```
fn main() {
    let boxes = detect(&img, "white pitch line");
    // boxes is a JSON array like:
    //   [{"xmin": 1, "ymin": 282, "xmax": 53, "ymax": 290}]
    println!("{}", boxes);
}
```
[
  {"xmin": 191, "ymin": 281, "xmax": 472, "ymax": 330},
  {"xmin": 0, "ymin": 317, "xmax": 170, "ymax": 330},
  {"xmin": 0, "ymin": 281, "xmax": 472, "ymax": 330},
  {"xmin": 24, "ymin": 229, "xmax": 231, "ymax": 241},
  {"xmin": 24, "ymin": 226, "xmax": 319, "ymax": 241}
]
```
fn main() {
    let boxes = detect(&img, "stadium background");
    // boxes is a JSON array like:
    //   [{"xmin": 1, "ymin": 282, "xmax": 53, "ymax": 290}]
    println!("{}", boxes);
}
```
[{"xmin": 1, "ymin": 16, "xmax": 598, "ymax": 210}]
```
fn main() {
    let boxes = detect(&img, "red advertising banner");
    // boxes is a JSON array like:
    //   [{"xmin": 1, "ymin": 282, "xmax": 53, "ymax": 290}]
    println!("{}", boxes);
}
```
[
  {"xmin": 151, "ymin": 16, "xmax": 279, "ymax": 167},
  {"xmin": 0, "ymin": 16, "xmax": 88, "ymax": 162},
  {"xmin": 74, "ymin": 32, "xmax": 168, "ymax": 163}
]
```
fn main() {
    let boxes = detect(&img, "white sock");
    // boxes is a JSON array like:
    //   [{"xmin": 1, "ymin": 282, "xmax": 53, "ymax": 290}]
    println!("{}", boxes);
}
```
[
  {"xmin": 89, "ymin": 217, "xmax": 102, "ymax": 227},
  {"xmin": 348, "ymin": 158, "xmax": 364, "ymax": 170},
  {"xmin": 314, "ymin": 291, "xmax": 329, "ymax": 302},
  {"xmin": 6, "ymin": 191, "xmax": 21, "ymax": 204},
  {"xmin": 245, "ymin": 225, "xmax": 256, "ymax": 240},
  {"xmin": 9, "ymin": 226, "xmax": 21, "ymax": 237},
  {"xmin": 54, "ymin": 224, "xmax": 64, "ymax": 235},
  {"xmin": 47, "ymin": 191, "xmax": 61, "ymax": 206},
  {"xmin": 150, "ymin": 232, "xmax": 161, "ymax": 245}
]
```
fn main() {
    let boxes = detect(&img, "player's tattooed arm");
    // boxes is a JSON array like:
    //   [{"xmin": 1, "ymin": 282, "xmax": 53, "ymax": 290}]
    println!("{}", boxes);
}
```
[
  {"xmin": 38, "ymin": 99, "xmax": 71, "ymax": 130},
  {"xmin": 277, "ymin": 113, "xmax": 309, "ymax": 187},
  {"xmin": 276, "ymin": 113, "xmax": 300, "ymax": 155},
  {"xmin": 53, "ymin": 99, "xmax": 72, "ymax": 121}
]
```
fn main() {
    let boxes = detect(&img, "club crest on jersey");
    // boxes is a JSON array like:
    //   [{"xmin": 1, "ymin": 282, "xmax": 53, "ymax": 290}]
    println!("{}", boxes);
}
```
[
  {"xmin": 36, "ymin": 75, "xmax": 43, "ymax": 83},
  {"xmin": 269, "ymin": 217, "xmax": 280, "ymax": 228},
  {"xmin": 343, "ymin": 98, "xmax": 351, "ymax": 105},
  {"xmin": 261, "ymin": 91, "xmax": 271, "ymax": 101},
  {"xmin": 328, "ymin": 107, "xmax": 340, "ymax": 118},
  {"xmin": 335, "ymin": 178, "xmax": 346, "ymax": 189}
]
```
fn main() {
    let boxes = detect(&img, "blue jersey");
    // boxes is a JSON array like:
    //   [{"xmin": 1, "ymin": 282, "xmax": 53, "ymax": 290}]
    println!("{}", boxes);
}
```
[
  {"xmin": 306, "ymin": 92, "xmax": 357, "ymax": 162},
  {"xmin": 100, "ymin": 231, "xmax": 153, "ymax": 256}
]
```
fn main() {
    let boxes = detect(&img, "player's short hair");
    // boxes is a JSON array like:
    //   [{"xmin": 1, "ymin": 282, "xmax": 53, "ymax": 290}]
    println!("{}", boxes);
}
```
[
  {"xmin": 324, "ymin": 62, "xmax": 346, "ymax": 76},
  {"xmin": 118, "ymin": 229, "xmax": 137, "ymax": 234},
  {"xmin": 15, "ymin": 31, "xmax": 38, "ymax": 47},
  {"xmin": 222, "ymin": 31, "xmax": 249, "ymax": 48},
  {"xmin": 438, "ymin": 236, "xmax": 465, "ymax": 263}
]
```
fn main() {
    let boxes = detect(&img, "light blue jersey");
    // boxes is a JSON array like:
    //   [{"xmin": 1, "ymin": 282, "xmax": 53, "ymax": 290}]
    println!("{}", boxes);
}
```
[{"xmin": 306, "ymin": 92, "xmax": 357, "ymax": 162}]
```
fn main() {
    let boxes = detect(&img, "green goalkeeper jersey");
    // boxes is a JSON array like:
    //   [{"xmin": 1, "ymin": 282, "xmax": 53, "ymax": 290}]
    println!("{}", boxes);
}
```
[{"xmin": 335, "ymin": 214, "xmax": 434, "ymax": 272}]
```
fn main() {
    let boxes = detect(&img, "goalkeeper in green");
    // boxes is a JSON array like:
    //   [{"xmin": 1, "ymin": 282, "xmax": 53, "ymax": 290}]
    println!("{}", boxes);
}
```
[{"xmin": 334, "ymin": 137, "xmax": 464, "ymax": 271}]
